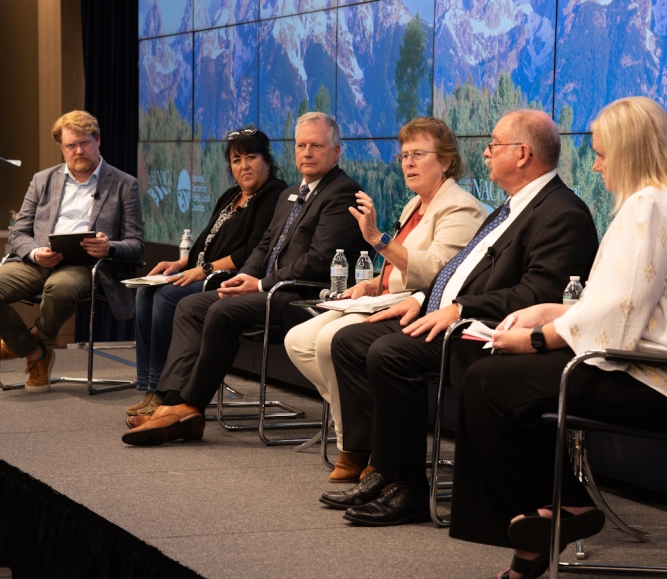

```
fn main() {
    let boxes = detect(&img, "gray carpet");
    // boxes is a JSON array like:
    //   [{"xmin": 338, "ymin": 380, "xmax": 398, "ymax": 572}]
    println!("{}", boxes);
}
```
[{"xmin": 0, "ymin": 347, "xmax": 666, "ymax": 578}]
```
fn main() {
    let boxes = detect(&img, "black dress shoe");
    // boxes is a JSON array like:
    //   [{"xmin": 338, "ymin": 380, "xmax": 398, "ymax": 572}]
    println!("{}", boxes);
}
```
[
  {"xmin": 319, "ymin": 471, "xmax": 390, "ymax": 510},
  {"xmin": 342, "ymin": 482, "xmax": 430, "ymax": 526}
]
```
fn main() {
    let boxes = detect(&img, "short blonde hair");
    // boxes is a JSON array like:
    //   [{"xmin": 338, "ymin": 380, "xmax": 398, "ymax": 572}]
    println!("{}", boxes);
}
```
[
  {"xmin": 398, "ymin": 117, "xmax": 463, "ymax": 180},
  {"xmin": 591, "ymin": 96, "xmax": 667, "ymax": 211},
  {"xmin": 52, "ymin": 110, "xmax": 100, "ymax": 143}
]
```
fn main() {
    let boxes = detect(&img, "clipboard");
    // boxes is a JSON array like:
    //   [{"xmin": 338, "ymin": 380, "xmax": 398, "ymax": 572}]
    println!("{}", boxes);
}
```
[{"xmin": 48, "ymin": 231, "xmax": 97, "ymax": 266}]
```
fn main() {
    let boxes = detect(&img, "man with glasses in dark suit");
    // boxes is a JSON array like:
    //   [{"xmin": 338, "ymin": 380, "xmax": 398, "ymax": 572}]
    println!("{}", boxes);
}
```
[{"xmin": 320, "ymin": 109, "xmax": 599, "ymax": 526}]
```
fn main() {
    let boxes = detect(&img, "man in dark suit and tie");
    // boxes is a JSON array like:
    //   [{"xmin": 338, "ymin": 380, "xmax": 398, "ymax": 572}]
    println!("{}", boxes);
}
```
[
  {"xmin": 122, "ymin": 112, "xmax": 370, "ymax": 446},
  {"xmin": 320, "ymin": 109, "xmax": 599, "ymax": 525},
  {"xmin": 0, "ymin": 111, "xmax": 144, "ymax": 392}
]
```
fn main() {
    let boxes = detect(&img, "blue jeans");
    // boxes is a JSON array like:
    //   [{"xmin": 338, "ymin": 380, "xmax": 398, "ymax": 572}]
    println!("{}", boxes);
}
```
[{"xmin": 135, "ymin": 281, "xmax": 205, "ymax": 392}]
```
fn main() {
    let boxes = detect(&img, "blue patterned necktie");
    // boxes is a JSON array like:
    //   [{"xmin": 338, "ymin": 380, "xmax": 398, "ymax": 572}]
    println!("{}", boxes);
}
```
[
  {"xmin": 426, "ymin": 200, "xmax": 512, "ymax": 313},
  {"xmin": 266, "ymin": 183, "xmax": 310, "ymax": 274}
]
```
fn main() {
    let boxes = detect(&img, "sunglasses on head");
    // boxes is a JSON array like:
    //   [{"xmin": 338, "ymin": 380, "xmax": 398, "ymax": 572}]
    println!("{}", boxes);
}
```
[{"xmin": 227, "ymin": 128, "xmax": 258, "ymax": 140}]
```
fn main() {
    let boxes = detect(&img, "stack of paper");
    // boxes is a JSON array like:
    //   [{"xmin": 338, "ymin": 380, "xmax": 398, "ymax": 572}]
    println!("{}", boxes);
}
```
[
  {"xmin": 121, "ymin": 275, "xmax": 171, "ymax": 288},
  {"xmin": 317, "ymin": 292, "xmax": 413, "ymax": 314}
]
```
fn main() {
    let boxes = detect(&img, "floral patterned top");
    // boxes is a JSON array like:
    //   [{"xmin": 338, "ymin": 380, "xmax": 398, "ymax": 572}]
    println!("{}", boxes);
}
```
[{"xmin": 554, "ymin": 186, "xmax": 667, "ymax": 397}]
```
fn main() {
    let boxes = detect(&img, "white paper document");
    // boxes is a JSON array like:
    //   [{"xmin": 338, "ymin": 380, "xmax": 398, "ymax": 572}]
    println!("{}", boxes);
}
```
[
  {"xmin": 121, "ymin": 275, "xmax": 171, "ymax": 288},
  {"xmin": 317, "ymin": 292, "xmax": 413, "ymax": 314},
  {"xmin": 461, "ymin": 320, "xmax": 497, "ymax": 348}
]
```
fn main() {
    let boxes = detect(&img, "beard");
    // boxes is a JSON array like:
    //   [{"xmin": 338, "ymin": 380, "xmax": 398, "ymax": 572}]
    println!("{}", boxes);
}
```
[{"xmin": 69, "ymin": 156, "xmax": 95, "ymax": 174}]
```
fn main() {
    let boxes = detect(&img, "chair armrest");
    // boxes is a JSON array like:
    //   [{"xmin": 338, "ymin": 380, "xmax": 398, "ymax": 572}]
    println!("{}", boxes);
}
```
[
  {"xmin": 604, "ymin": 349, "xmax": 667, "ymax": 365},
  {"xmin": 0, "ymin": 253, "xmax": 10, "ymax": 266},
  {"xmin": 203, "ymin": 269, "xmax": 236, "ymax": 291}
]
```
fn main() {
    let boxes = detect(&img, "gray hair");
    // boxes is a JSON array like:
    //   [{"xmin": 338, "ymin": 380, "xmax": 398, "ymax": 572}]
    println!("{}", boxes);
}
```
[
  {"xmin": 295, "ymin": 112, "xmax": 341, "ymax": 146},
  {"xmin": 503, "ymin": 109, "xmax": 561, "ymax": 170}
]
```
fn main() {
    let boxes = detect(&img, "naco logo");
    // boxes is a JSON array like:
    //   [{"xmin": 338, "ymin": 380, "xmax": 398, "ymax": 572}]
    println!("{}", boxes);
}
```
[{"xmin": 147, "ymin": 169, "xmax": 191, "ymax": 214}]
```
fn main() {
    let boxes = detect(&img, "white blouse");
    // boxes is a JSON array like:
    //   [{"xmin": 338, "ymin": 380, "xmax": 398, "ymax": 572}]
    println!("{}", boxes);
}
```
[{"xmin": 554, "ymin": 186, "xmax": 667, "ymax": 397}]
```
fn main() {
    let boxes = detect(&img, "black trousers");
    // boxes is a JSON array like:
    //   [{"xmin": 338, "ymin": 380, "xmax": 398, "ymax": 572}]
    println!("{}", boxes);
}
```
[
  {"xmin": 331, "ymin": 320, "xmax": 491, "ymax": 471},
  {"xmin": 332, "ymin": 320, "xmax": 445, "ymax": 471},
  {"xmin": 449, "ymin": 349, "xmax": 667, "ymax": 548},
  {"xmin": 156, "ymin": 289, "xmax": 311, "ymax": 411}
]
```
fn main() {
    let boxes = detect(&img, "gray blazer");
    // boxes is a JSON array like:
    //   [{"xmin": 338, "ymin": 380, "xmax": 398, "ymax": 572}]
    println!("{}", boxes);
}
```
[{"xmin": 8, "ymin": 160, "xmax": 144, "ymax": 320}]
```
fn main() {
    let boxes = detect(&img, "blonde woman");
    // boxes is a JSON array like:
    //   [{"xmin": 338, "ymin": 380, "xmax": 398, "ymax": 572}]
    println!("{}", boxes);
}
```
[{"xmin": 449, "ymin": 97, "xmax": 667, "ymax": 579}]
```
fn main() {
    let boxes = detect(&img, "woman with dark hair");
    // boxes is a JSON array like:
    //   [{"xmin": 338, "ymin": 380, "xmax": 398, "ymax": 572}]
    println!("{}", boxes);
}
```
[{"xmin": 127, "ymin": 129, "xmax": 287, "ymax": 418}]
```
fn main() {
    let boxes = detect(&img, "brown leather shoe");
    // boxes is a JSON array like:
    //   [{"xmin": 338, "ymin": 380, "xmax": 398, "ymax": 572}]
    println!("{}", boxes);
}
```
[
  {"xmin": 126, "ymin": 392, "xmax": 154, "ymax": 416},
  {"xmin": 329, "ymin": 450, "xmax": 371, "ymax": 483},
  {"xmin": 126, "ymin": 415, "xmax": 151, "ymax": 429},
  {"xmin": 122, "ymin": 403, "xmax": 205, "ymax": 446},
  {"xmin": 359, "ymin": 465, "xmax": 376, "ymax": 482},
  {"xmin": 0, "ymin": 340, "xmax": 17, "ymax": 361},
  {"xmin": 25, "ymin": 346, "xmax": 55, "ymax": 393}
]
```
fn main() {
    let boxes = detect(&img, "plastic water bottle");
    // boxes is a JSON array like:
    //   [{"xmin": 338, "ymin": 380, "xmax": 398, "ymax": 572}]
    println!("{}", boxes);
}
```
[
  {"xmin": 179, "ymin": 229, "xmax": 193, "ymax": 260},
  {"xmin": 355, "ymin": 251, "xmax": 374, "ymax": 285},
  {"xmin": 330, "ymin": 249, "xmax": 348, "ymax": 295},
  {"xmin": 563, "ymin": 276, "xmax": 584, "ymax": 305}
]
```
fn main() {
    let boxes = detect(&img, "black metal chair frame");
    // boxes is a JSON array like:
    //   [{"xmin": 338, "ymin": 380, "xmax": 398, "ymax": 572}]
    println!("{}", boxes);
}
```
[
  {"xmin": 203, "ymin": 271, "xmax": 336, "ymax": 454},
  {"xmin": 429, "ymin": 317, "xmax": 481, "ymax": 526},
  {"xmin": 548, "ymin": 349, "xmax": 667, "ymax": 578},
  {"xmin": 0, "ymin": 255, "xmax": 145, "ymax": 395}
]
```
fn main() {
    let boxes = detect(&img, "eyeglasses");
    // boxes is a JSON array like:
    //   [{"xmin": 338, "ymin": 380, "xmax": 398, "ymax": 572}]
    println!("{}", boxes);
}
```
[
  {"xmin": 227, "ymin": 128, "xmax": 258, "ymax": 140},
  {"xmin": 395, "ymin": 150, "xmax": 436, "ymax": 163},
  {"xmin": 486, "ymin": 142, "xmax": 523, "ymax": 153}
]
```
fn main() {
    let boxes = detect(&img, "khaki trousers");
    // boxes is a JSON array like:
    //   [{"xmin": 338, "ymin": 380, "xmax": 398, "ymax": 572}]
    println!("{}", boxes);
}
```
[
  {"xmin": 0, "ymin": 261, "xmax": 91, "ymax": 357},
  {"xmin": 284, "ymin": 310, "xmax": 369, "ymax": 450}
]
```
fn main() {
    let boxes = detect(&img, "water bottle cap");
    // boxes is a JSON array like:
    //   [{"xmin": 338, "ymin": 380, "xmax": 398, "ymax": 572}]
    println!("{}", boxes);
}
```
[
  {"xmin": 570, "ymin": 276, "xmax": 580, "ymax": 280},
  {"xmin": 184, "ymin": 229, "xmax": 191, "ymax": 235},
  {"xmin": 336, "ymin": 249, "xmax": 344, "ymax": 252},
  {"xmin": 360, "ymin": 251, "xmax": 368, "ymax": 255}
]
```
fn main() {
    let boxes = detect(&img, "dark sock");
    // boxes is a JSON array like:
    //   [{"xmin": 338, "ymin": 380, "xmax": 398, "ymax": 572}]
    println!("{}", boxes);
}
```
[
  {"xmin": 397, "ymin": 470, "xmax": 429, "ymax": 494},
  {"xmin": 161, "ymin": 390, "xmax": 185, "ymax": 406},
  {"xmin": 37, "ymin": 344, "xmax": 47, "ymax": 361}
]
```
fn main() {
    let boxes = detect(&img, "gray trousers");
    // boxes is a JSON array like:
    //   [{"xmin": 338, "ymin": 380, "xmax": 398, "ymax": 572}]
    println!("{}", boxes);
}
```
[{"xmin": 0, "ymin": 261, "xmax": 91, "ymax": 357}]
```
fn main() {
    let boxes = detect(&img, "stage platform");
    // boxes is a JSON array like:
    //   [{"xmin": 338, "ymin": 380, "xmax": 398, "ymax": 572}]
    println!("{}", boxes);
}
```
[{"xmin": 0, "ymin": 346, "xmax": 666, "ymax": 578}]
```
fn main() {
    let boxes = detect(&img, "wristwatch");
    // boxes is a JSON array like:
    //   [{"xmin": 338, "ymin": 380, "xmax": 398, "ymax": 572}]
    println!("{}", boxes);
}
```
[
  {"xmin": 531, "ymin": 325, "xmax": 546, "ymax": 352},
  {"xmin": 373, "ymin": 232, "xmax": 392, "ymax": 252},
  {"xmin": 202, "ymin": 262, "xmax": 213, "ymax": 275}
]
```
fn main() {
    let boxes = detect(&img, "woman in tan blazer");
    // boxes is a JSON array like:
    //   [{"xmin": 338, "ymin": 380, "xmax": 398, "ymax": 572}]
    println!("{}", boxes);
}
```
[{"xmin": 285, "ymin": 117, "xmax": 487, "ymax": 483}]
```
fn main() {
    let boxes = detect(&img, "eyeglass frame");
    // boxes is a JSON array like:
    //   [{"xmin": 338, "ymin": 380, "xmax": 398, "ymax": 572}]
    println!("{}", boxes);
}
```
[
  {"xmin": 227, "ymin": 128, "xmax": 258, "ymax": 140},
  {"xmin": 395, "ymin": 150, "xmax": 437, "ymax": 163},
  {"xmin": 486, "ymin": 142, "xmax": 524, "ymax": 153}
]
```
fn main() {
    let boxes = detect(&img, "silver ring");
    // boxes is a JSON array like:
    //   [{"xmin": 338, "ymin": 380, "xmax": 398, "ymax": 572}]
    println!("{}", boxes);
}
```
[{"xmin": 179, "ymin": 272, "xmax": 185, "ymax": 278}]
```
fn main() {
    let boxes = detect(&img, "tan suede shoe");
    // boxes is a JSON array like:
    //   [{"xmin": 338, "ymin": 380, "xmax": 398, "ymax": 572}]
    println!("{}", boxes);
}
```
[
  {"xmin": 136, "ymin": 393, "xmax": 164, "ymax": 416},
  {"xmin": 126, "ymin": 392, "xmax": 155, "ymax": 416},
  {"xmin": 329, "ymin": 450, "xmax": 371, "ymax": 483},
  {"xmin": 121, "ymin": 403, "xmax": 205, "ymax": 446},
  {"xmin": 25, "ymin": 346, "xmax": 55, "ymax": 393}
]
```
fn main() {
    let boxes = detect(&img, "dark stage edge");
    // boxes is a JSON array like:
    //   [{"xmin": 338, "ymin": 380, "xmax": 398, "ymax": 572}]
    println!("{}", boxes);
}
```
[{"xmin": 0, "ymin": 460, "xmax": 203, "ymax": 579}]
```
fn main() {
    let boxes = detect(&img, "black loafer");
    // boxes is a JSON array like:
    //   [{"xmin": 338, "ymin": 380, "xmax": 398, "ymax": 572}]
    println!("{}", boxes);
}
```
[
  {"xmin": 319, "ymin": 471, "xmax": 389, "ymax": 510},
  {"xmin": 342, "ymin": 482, "xmax": 430, "ymax": 526}
]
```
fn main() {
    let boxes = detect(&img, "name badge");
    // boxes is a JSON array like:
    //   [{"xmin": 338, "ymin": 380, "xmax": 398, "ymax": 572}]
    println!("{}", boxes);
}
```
[{"xmin": 288, "ymin": 194, "xmax": 298, "ymax": 202}]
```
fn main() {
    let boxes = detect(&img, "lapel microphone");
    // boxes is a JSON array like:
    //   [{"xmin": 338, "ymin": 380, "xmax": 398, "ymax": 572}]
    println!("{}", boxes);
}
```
[
  {"xmin": 93, "ymin": 192, "xmax": 99, "ymax": 199},
  {"xmin": 297, "ymin": 196, "xmax": 306, "ymax": 205}
]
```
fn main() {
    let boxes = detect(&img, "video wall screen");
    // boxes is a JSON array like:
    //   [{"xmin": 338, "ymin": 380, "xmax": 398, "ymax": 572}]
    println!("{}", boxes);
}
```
[{"xmin": 139, "ymin": 0, "xmax": 667, "ymax": 244}]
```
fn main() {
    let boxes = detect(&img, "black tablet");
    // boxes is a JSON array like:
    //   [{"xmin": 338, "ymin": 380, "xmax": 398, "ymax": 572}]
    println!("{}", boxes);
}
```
[{"xmin": 48, "ymin": 231, "xmax": 97, "ymax": 266}]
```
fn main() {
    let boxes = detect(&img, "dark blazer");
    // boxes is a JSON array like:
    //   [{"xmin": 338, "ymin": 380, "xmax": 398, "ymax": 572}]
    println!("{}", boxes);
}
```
[
  {"xmin": 8, "ymin": 160, "xmax": 144, "ymax": 320},
  {"xmin": 421, "ymin": 175, "xmax": 599, "ymax": 320},
  {"xmin": 187, "ymin": 175, "xmax": 287, "ymax": 270},
  {"xmin": 240, "ymin": 165, "xmax": 370, "ymax": 290}
]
